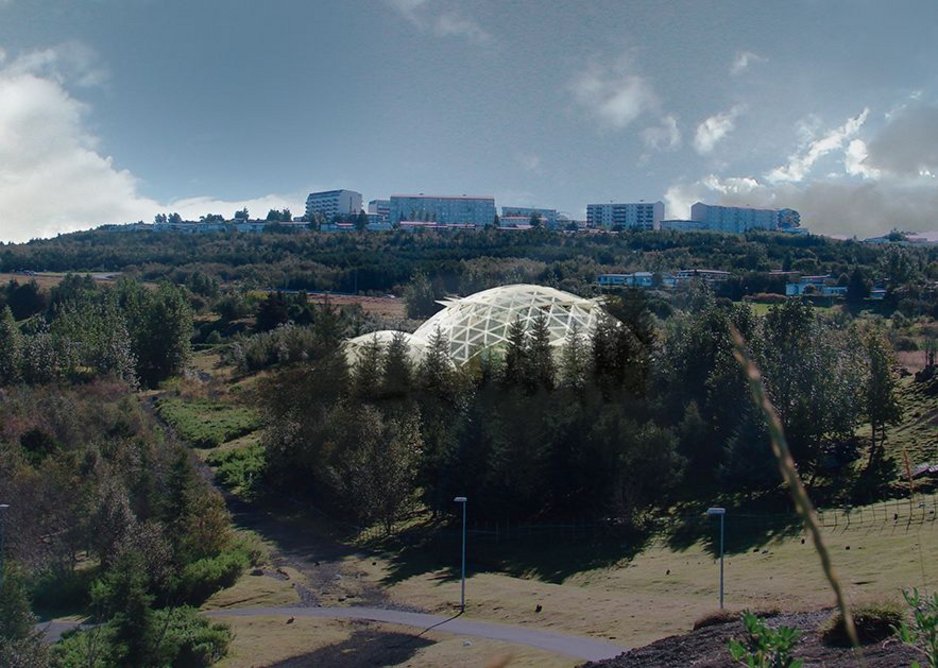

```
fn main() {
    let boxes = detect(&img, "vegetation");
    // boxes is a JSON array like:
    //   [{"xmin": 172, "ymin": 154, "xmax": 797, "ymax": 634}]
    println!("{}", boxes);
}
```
[
  {"xmin": 820, "ymin": 601, "xmax": 904, "ymax": 646},
  {"xmin": 727, "ymin": 611, "xmax": 803, "ymax": 668},
  {"xmin": 156, "ymin": 396, "xmax": 261, "ymax": 449},
  {"xmin": 898, "ymin": 588, "xmax": 938, "ymax": 668}
]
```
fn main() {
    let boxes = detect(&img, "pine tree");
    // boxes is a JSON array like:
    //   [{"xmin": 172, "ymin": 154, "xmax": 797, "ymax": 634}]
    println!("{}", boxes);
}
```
[
  {"xmin": 526, "ymin": 312, "xmax": 555, "ymax": 392},
  {"xmin": 0, "ymin": 306, "xmax": 21, "ymax": 384}
]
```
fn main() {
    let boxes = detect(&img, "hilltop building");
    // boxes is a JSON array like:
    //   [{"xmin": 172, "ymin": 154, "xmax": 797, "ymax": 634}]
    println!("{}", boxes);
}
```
[
  {"xmin": 306, "ymin": 189, "xmax": 363, "ymax": 222},
  {"xmin": 368, "ymin": 199, "xmax": 390, "ymax": 225},
  {"xmin": 586, "ymin": 201, "xmax": 664, "ymax": 231},
  {"xmin": 389, "ymin": 194, "xmax": 496, "ymax": 227},
  {"xmin": 689, "ymin": 202, "xmax": 799, "ymax": 234},
  {"xmin": 501, "ymin": 206, "xmax": 559, "ymax": 227}
]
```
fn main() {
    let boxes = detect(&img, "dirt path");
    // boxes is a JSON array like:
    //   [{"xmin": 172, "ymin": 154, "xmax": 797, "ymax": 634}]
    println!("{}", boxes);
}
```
[{"xmin": 208, "ymin": 606, "xmax": 628, "ymax": 662}]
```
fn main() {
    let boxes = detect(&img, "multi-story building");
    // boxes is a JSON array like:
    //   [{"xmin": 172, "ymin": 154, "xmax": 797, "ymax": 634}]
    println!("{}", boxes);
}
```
[
  {"xmin": 389, "ymin": 194, "xmax": 496, "ymax": 227},
  {"xmin": 368, "ymin": 199, "xmax": 390, "ymax": 225},
  {"xmin": 689, "ymin": 203, "xmax": 781, "ymax": 234},
  {"xmin": 660, "ymin": 219, "xmax": 710, "ymax": 232},
  {"xmin": 586, "ymin": 201, "xmax": 664, "ymax": 231},
  {"xmin": 305, "ymin": 189, "xmax": 363, "ymax": 222},
  {"xmin": 501, "ymin": 206, "xmax": 559, "ymax": 227}
]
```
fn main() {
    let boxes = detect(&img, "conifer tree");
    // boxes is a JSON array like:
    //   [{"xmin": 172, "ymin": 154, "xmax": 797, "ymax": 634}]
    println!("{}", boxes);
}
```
[{"xmin": 0, "ymin": 306, "xmax": 21, "ymax": 384}]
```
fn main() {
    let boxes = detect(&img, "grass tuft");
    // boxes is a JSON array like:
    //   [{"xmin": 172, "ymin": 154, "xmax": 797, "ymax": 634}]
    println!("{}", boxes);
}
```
[{"xmin": 820, "ymin": 601, "xmax": 904, "ymax": 647}]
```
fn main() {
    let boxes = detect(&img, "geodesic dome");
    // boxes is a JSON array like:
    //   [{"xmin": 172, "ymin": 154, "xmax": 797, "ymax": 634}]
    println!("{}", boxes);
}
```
[
  {"xmin": 345, "ymin": 330, "xmax": 430, "ymax": 366},
  {"xmin": 347, "ymin": 284, "xmax": 609, "ymax": 367}
]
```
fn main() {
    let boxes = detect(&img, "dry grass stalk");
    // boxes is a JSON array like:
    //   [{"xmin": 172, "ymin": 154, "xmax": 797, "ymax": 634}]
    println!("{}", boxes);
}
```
[{"xmin": 729, "ymin": 326, "xmax": 861, "ymax": 653}]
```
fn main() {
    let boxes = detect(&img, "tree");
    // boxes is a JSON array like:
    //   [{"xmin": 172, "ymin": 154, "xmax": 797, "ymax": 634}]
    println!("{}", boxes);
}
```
[
  {"xmin": 864, "ymin": 330, "xmax": 902, "ymax": 464},
  {"xmin": 381, "ymin": 332, "xmax": 413, "ymax": 400},
  {"xmin": 525, "ymin": 312, "xmax": 555, "ymax": 392},
  {"xmin": 0, "ymin": 564, "xmax": 48, "ymax": 667},
  {"xmin": 846, "ymin": 268, "xmax": 870, "ymax": 307},
  {"xmin": 529, "ymin": 212, "xmax": 543, "ymax": 228},
  {"xmin": 501, "ymin": 318, "xmax": 528, "ymax": 389},
  {"xmin": 0, "ymin": 306, "xmax": 22, "ymax": 384},
  {"xmin": 403, "ymin": 272, "xmax": 440, "ymax": 319},
  {"xmin": 233, "ymin": 208, "xmax": 249, "ymax": 221},
  {"xmin": 558, "ymin": 321, "xmax": 589, "ymax": 390},
  {"xmin": 354, "ymin": 210, "xmax": 369, "ymax": 232}
]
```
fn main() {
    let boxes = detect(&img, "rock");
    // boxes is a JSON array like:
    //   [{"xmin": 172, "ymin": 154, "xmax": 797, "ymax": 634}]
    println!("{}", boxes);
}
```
[{"xmin": 535, "ymin": 604, "xmax": 542, "ymax": 613}]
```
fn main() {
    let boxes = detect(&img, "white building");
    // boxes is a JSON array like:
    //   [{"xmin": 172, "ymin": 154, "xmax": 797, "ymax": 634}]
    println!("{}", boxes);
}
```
[
  {"xmin": 586, "ymin": 201, "xmax": 664, "ymax": 231},
  {"xmin": 389, "ymin": 194, "xmax": 496, "ymax": 227},
  {"xmin": 501, "ymin": 206, "xmax": 559, "ymax": 227},
  {"xmin": 368, "ymin": 199, "xmax": 390, "ymax": 225},
  {"xmin": 306, "ymin": 189, "xmax": 363, "ymax": 222},
  {"xmin": 690, "ymin": 203, "xmax": 781, "ymax": 234}
]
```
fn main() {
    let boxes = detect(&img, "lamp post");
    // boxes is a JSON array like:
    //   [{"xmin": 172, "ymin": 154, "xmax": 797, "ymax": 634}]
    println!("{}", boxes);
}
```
[
  {"xmin": 706, "ymin": 507, "xmax": 726, "ymax": 609},
  {"xmin": 0, "ymin": 503, "xmax": 9, "ymax": 591},
  {"xmin": 454, "ymin": 496, "xmax": 467, "ymax": 613}
]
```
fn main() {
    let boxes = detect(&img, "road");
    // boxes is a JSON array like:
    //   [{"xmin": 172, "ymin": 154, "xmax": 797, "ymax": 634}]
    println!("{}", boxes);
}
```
[
  {"xmin": 208, "ymin": 605, "xmax": 628, "ymax": 662},
  {"xmin": 42, "ymin": 606, "xmax": 628, "ymax": 662}
]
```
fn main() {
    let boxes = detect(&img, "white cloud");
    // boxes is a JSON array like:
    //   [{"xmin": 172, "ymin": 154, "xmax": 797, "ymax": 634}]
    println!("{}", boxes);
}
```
[
  {"xmin": 730, "ymin": 50, "xmax": 765, "ymax": 76},
  {"xmin": 385, "ymin": 0, "xmax": 491, "ymax": 44},
  {"xmin": 570, "ymin": 57, "xmax": 658, "ymax": 129},
  {"xmin": 766, "ymin": 109, "xmax": 869, "ymax": 183},
  {"xmin": 693, "ymin": 105, "xmax": 744, "ymax": 154},
  {"xmin": 844, "ymin": 139, "xmax": 880, "ymax": 179},
  {"xmin": 641, "ymin": 114, "xmax": 681, "ymax": 151},
  {"xmin": 0, "ymin": 47, "xmax": 299, "ymax": 243}
]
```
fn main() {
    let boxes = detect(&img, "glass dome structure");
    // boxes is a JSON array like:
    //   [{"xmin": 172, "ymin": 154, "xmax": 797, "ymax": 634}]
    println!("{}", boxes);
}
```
[{"xmin": 346, "ymin": 284, "xmax": 608, "ymax": 366}]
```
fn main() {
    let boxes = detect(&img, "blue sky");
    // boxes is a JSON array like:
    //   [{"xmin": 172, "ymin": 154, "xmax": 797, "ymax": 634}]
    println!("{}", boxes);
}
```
[{"xmin": 1, "ymin": 0, "xmax": 937, "ymax": 242}]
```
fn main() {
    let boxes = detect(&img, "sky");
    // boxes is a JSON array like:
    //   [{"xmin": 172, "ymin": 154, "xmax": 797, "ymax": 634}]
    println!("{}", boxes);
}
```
[{"xmin": 1, "ymin": 0, "xmax": 938, "ymax": 243}]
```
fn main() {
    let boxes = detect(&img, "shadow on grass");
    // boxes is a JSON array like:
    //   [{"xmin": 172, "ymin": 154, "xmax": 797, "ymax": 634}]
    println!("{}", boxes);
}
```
[
  {"xmin": 268, "ymin": 628, "xmax": 435, "ymax": 667},
  {"xmin": 375, "ymin": 522, "xmax": 653, "ymax": 586},
  {"xmin": 663, "ymin": 495, "xmax": 804, "ymax": 558}
]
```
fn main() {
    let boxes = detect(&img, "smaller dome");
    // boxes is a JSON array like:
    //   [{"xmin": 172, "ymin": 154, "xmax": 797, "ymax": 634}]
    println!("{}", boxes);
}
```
[{"xmin": 345, "ymin": 330, "xmax": 429, "ymax": 365}]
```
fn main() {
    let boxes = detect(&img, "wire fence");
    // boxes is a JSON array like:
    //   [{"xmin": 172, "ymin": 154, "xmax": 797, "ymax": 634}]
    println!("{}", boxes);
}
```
[{"xmin": 351, "ymin": 492, "xmax": 938, "ymax": 551}]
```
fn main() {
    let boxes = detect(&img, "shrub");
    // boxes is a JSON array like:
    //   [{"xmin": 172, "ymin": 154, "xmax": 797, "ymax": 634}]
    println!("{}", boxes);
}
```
[
  {"xmin": 206, "ymin": 444, "xmax": 265, "ymax": 499},
  {"xmin": 727, "ymin": 611, "xmax": 802, "ymax": 668},
  {"xmin": 172, "ymin": 549, "xmax": 249, "ymax": 605},
  {"xmin": 820, "ymin": 601, "xmax": 904, "ymax": 646},
  {"xmin": 152, "ymin": 606, "xmax": 232, "ymax": 668},
  {"xmin": 897, "ymin": 588, "xmax": 938, "ymax": 668}
]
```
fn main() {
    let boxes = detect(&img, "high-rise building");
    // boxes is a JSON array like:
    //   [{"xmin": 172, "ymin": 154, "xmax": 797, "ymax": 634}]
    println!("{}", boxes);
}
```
[
  {"xmin": 586, "ymin": 201, "xmax": 664, "ymax": 230},
  {"xmin": 389, "ymin": 194, "xmax": 496, "ymax": 227},
  {"xmin": 305, "ymin": 189, "xmax": 363, "ymax": 222},
  {"xmin": 689, "ymin": 202, "xmax": 781, "ymax": 233},
  {"xmin": 368, "ymin": 199, "xmax": 391, "ymax": 225}
]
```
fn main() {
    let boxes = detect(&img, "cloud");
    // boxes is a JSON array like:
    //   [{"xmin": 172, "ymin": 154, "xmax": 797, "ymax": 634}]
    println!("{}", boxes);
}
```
[
  {"xmin": 693, "ymin": 105, "xmax": 744, "ymax": 154},
  {"xmin": 865, "ymin": 104, "xmax": 938, "ymax": 177},
  {"xmin": 570, "ymin": 57, "xmax": 658, "ymax": 129},
  {"xmin": 730, "ymin": 50, "xmax": 765, "ymax": 76},
  {"xmin": 766, "ymin": 109, "xmax": 869, "ymax": 183},
  {"xmin": 4, "ymin": 41, "xmax": 108, "ymax": 88},
  {"xmin": 385, "ymin": 0, "xmax": 491, "ymax": 44},
  {"xmin": 665, "ymin": 172, "xmax": 938, "ymax": 238},
  {"xmin": 0, "ymin": 46, "xmax": 299, "ymax": 243},
  {"xmin": 641, "ymin": 114, "xmax": 681, "ymax": 151}
]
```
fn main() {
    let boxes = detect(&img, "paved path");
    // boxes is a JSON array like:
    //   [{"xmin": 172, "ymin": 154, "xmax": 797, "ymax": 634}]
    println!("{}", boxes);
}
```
[{"xmin": 207, "ymin": 606, "xmax": 628, "ymax": 662}]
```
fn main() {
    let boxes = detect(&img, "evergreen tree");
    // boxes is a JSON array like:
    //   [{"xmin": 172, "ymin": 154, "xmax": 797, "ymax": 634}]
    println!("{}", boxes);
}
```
[
  {"xmin": 381, "ymin": 331, "xmax": 413, "ymax": 400},
  {"xmin": 525, "ymin": 312, "xmax": 555, "ymax": 392},
  {"xmin": 558, "ymin": 321, "xmax": 589, "ymax": 391},
  {"xmin": 351, "ymin": 336, "xmax": 384, "ymax": 402},
  {"xmin": 0, "ymin": 306, "xmax": 21, "ymax": 384},
  {"xmin": 501, "ymin": 318, "xmax": 528, "ymax": 389}
]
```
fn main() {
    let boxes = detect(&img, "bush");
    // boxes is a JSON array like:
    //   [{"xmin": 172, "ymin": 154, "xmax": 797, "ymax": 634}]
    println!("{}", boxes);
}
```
[
  {"xmin": 152, "ymin": 606, "xmax": 231, "ymax": 668},
  {"xmin": 173, "ymin": 549, "xmax": 249, "ymax": 605},
  {"xmin": 820, "ymin": 601, "xmax": 904, "ymax": 646},
  {"xmin": 206, "ymin": 444, "xmax": 265, "ymax": 499}
]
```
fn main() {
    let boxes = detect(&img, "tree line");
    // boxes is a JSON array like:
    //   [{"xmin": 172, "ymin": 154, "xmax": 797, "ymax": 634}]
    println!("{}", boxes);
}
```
[
  {"xmin": 3, "ymin": 228, "xmax": 937, "ymax": 313},
  {"xmin": 254, "ymin": 289, "xmax": 903, "ymax": 531}
]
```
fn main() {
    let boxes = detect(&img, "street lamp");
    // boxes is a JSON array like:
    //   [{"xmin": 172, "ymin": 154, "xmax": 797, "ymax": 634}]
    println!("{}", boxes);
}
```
[
  {"xmin": 454, "ymin": 496, "xmax": 468, "ymax": 613},
  {"xmin": 0, "ymin": 504, "xmax": 9, "ymax": 591},
  {"xmin": 706, "ymin": 507, "xmax": 726, "ymax": 609}
]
